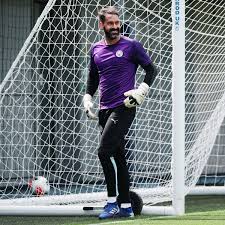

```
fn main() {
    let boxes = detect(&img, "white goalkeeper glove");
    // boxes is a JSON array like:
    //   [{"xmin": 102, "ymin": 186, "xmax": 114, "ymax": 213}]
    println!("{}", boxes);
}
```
[
  {"xmin": 83, "ymin": 94, "xmax": 97, "ymax": 120},
  {"xmin": 124, "ymin": 82, "xmax": 149, "ymax": 108}
]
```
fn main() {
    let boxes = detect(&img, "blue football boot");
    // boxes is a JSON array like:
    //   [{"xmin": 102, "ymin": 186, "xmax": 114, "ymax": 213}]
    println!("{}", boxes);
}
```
[
  {"xmin": 99, "ymin": 202, "xmax": 120, "ymax": 219},
  {"xmin": 119, "ymin": 207, "xmax": 134, "ymax": 218}
]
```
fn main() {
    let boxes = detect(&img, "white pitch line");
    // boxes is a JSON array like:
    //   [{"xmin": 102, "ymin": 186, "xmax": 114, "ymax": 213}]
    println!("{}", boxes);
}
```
[{"xmin": 89, "ymin": 219, "xmax": 136, "ymax": 225}]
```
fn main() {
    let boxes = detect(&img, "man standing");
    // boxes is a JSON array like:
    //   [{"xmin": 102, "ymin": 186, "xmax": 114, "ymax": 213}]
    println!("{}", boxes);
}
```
[{"xmin": 83, "ymin": 6, "xmax": 157, "ymax": 219}]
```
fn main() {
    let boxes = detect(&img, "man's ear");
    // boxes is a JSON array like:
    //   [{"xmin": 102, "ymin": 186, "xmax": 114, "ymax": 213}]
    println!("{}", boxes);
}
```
[{"xmin": 99, "ymin": 21, "xmax": 104, "ymax": 30}]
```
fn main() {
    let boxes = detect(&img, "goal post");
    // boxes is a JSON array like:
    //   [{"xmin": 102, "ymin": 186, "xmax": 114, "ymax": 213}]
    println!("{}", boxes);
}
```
[
  {"xmin": 171, "ymin": 0, "xmax": 185, "ymax": 216},
  {"xmin": 0, "ymin": 0, "xmax": 225, "ymax": 216}
]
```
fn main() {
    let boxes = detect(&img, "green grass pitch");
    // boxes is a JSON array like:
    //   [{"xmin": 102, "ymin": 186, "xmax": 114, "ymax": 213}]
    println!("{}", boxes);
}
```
[{"xmin": 1, "ymin": 195, "xmax": 225, "ymax": 225}]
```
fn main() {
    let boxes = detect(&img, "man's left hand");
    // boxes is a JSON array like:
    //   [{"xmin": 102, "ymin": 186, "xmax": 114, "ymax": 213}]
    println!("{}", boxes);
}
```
[{"xmin": 124, "ymin": 82, "xmax": 149, "ymax": 108}]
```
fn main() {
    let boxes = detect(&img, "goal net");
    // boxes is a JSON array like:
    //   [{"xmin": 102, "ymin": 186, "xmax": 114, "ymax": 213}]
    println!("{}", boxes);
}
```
[
  {"xmin": 185, "ymin": 0, "xmax": 225, "ymax": 195},
  {"xmin": 0, "ymin": 0, "xmax": 225, "ymax": 214}
]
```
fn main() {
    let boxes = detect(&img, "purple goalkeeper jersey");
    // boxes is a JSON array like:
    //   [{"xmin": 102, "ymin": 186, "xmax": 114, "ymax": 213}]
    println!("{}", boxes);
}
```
[{"xmin": 90, "ymin": 36, "xmax": 151, "ymax": 109}]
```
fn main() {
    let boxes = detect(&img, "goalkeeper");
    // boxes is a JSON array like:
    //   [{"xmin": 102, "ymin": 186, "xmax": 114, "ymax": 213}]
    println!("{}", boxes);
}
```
[{"xmin": 83, "ymin": 6, "xmax": 157, "ymax": 219}]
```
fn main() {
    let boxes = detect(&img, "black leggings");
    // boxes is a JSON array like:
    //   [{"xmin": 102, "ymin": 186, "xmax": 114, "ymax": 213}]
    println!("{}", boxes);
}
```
[{"xmin": 98, "ymin": 104, "xmax": 136, "ymax": 203}]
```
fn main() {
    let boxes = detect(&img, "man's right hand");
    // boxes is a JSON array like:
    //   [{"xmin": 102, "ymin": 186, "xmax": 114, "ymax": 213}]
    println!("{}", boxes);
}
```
[{"xmin": 83, "ymin": 94, "xmax": 97, "ymax": 120}]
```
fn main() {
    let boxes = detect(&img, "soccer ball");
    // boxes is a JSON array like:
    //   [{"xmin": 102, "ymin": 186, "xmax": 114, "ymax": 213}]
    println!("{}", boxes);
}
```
[{"xmin": 29, "ymin": 176, "xmax": 50, "ymax": 196}]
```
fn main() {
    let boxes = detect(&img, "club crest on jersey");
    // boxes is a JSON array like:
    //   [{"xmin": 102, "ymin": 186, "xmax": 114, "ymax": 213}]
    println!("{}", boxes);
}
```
[{"xmin": 116, "ymin": 50, "xmax": 123, "ymax": 57}]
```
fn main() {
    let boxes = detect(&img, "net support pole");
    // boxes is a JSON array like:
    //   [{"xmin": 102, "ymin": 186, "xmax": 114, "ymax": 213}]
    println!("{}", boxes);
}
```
[{"xmin": 172, "ymin": 0, "xmax": 185, "ymax": 216}]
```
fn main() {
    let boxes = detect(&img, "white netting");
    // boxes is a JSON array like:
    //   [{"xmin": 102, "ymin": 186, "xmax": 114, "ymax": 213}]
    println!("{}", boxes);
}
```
[
  {"xmin": 185, "ymin": 0, "xmax": 225, "ymax": 190},
  {"xmin": 0, "ymin": 0, "xmax": 225, "ymax": 207}
]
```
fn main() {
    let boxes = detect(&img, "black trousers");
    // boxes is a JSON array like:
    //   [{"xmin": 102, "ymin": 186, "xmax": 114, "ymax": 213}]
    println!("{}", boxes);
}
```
[{"xmin": 98, "ymin": 104, "xmax": 136, "ymax": 203}]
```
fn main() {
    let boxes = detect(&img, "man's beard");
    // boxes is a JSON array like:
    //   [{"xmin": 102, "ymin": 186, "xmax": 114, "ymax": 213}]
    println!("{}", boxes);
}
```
[{"xmin": 104, "ymin": 27, "xmax": 120, "ymax": 40}]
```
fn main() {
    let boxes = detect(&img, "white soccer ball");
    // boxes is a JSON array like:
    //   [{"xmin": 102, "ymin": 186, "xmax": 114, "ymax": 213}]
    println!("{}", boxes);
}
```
[{"xmin": 29, "ymin": 176, "xmax": 50, "ymax": 196}]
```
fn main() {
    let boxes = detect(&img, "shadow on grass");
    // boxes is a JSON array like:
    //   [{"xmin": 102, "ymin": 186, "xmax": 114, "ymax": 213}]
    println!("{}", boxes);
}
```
[
  {"xmin": 186, "ymin": 195, "xmax": 225, "ymax": 213},
  {"xmin": 0, "ymin": 216, "xmax": 98, "ymax": 225}
]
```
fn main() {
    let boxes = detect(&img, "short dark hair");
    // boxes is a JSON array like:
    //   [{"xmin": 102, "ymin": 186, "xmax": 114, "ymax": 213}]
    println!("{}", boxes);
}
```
[{"xmin": 98, "ymin": 6, "xmax": 119, "ymax": 23}]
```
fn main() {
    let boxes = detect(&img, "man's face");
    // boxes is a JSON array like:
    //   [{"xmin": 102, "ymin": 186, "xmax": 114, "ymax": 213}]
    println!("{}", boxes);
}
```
[{"xmin": 101, "ymin": 14, "xmax": 121, "ymax": 40}]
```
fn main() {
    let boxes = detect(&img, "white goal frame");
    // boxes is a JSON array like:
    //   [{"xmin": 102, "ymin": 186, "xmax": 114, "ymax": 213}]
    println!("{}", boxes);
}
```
[
  {"xmin": 0, "ymin": 0, "xmax": 185, "ymax": 216},
  {"xmin": 1, "ymin": 0, "xmax": 225, "ymax": 216}
]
